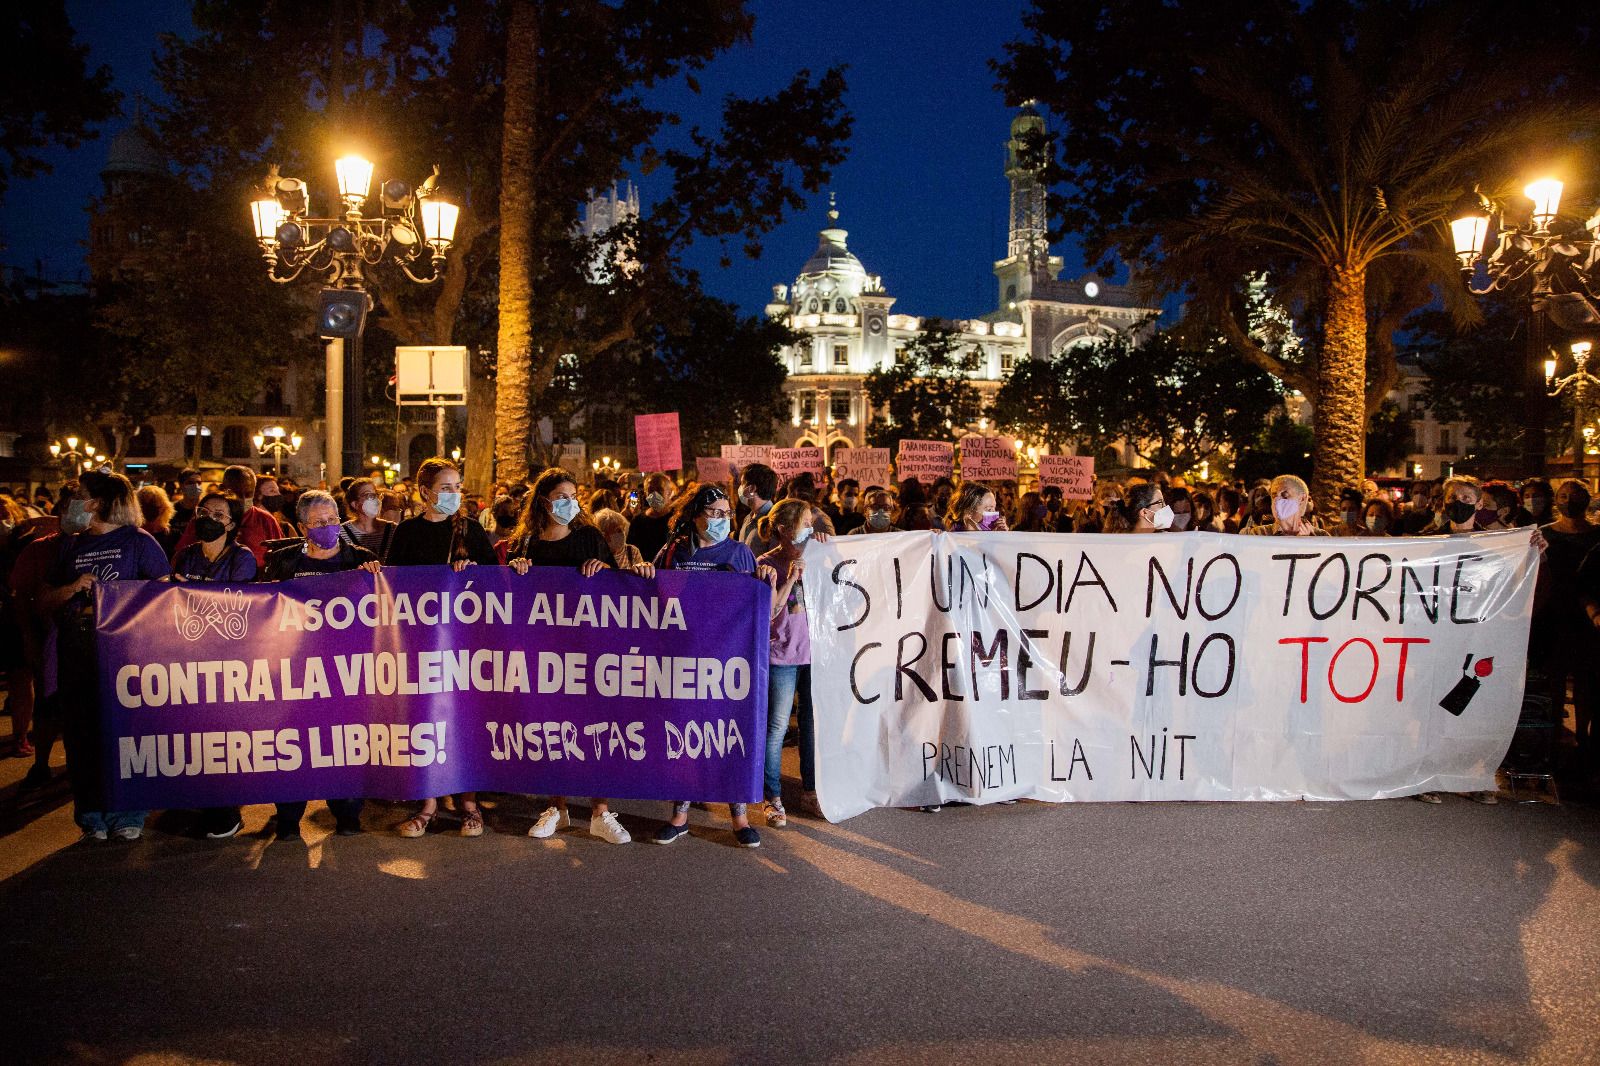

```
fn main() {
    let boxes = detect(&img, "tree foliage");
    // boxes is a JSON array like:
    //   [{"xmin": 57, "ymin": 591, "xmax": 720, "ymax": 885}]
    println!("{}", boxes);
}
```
[
  {"xmin": 863, "ymin": 324, "xmax": 984, "ymax": 452},
  {"xmin": 997, "ymin": 0, "xmax": 1599, "ymax": 500},
  {"xmin": 151, "ymin": 0, "xmax": 850, "ymax": 478},
  {"xmin": 989, "ymin": 327, "xmax": 1283, "ymax": 475},
  {"xmin": 0, "ymin": 4, "xmax": 118, "ymax": 203}
]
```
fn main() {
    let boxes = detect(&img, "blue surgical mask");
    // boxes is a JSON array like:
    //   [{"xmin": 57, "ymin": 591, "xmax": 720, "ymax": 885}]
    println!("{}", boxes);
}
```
[
  {"xmin": 60, "ymin": 499, "xmax": 93, "ymax": 534},
  {"xmin": 432, "ymin": 491, "xmax": 461, "ymax": 516},
  {"xmin": 793, "ymin": 525, "xmax": 812, "ymax": 546},
  {"xmin": 550, "ymin": 497, "xmax": 580, "ymax": 525},
  {"xmin": 705, "ymin": 516, "xmax": 731, "ymax": 543}
]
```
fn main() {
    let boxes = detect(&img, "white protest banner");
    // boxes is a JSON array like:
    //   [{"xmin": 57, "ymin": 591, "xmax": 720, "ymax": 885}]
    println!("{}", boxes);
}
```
[
  {"xmin": 959, "ymin": 435, "xmax": 1018, "ymax": 481},
  {"xmin": 696, "ymin": 457, "xmax": 733, "ymax": 483},
  {"xmin": 772, "ymin": 447, "xmax": 825, "ymax": 479},
  {"xmin": 895, "ymin": 440, "xmax": 955, "ymax": 483},
  {"xmin": 834, "ymin": 447, "xmax": 892, "ymax": 486},
  {"xmin": 634, "ymin": 412, "xmax": 682, "ymax": 471},
  {"xmin": 1039, "ymin": 455, "xmax": 1095, "ymax": 499},
  {"xmin": 720, "ymin": 444, "xmax": 774, "ymax": 478},
  {"xmin": 803, "ymin": 529, "xmax": 1537, "ymax": 821}
]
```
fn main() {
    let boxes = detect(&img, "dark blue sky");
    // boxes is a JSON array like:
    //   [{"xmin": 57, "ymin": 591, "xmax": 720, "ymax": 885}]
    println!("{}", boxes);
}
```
[{"xmin": 4, "ymin": 0, "xmax": 1079, "ymax": 321}]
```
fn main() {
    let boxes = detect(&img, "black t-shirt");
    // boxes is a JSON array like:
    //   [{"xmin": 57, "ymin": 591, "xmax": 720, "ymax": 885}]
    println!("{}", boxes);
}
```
[
  {"xmin": 386, "ymin": 515, "xmax": 499, "ymax": 567},
  {"xmin": 264, "ymin": 542, "xmax": 379, "ymax": 581},
  {"xmin": 626, "ymin": 512, "xmax": 671, "ymax": 566},
  {"xmin": 1538, "ymin": 523, "xmax": 1600, "ymax": 631},
  {"xmin": 834, "ymin": 509, "xmax": 866, "ymax": 535},
  {"xmin": 509, "ymin": 524, "xmax": 616, "ymax": 569}
]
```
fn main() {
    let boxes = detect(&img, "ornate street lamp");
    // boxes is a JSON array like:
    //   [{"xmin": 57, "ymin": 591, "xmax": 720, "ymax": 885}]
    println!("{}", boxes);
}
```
[
  {"xmin": 1452, "ymin": 177, "xmax": 1600, "ymax": 475},
  {"xmin": 48, "ymin": 435, "xmax": 97, "ymax": 473},
  {"xmin": 1549, "ymin": 341, "xmax": 1600, "ymax": 480},
  {"xmin": 252, "ymin": 425, "xmax": 303, "ymax": 477},
  {"xmin": 592, "ymin": 455, "xmax": 622, "ymax": 480},
  {"xmin": 250, "ymin": 154, "xmax": 460, "ymax": 483}
]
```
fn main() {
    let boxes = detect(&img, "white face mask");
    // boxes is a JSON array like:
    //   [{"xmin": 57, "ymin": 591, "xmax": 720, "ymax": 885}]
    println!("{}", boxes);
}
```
[
  {"xmin": 1150, "ymin": 505, "xmax": 1174, "ymax": 530},
  {"xmin": 1169, "ymin": 511, "xmax": 1191, "ymax": 530},
  {"xmin": 360, "ymin": 497, "xmax": 381, "ymax": 519},
  {"xmin": 1273, "ymin": 497, "xmax": 1301, "ymax": 522}
]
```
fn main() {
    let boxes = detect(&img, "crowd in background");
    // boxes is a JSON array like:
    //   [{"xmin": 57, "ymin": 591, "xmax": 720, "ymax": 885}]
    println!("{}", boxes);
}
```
[{"xmin": 0, "ymin": 458, "xmax": 1591, "ymax": 847}]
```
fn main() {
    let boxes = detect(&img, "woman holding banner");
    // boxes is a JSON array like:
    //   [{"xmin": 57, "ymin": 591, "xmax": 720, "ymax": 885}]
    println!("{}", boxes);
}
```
[
  {"xmin": 38, "ymin": 472, "xmax": 171, "ymax": 841},
  {"xmin": 753, "ymin": 500, "xmax": 825, "ymax": 828},
  {"xmin": 171, "ymin": 491, "xmax": 257, "ymax": 839},
  {"xmin": 510, "ymin": 467, "xmax": 654, "ymax": 846},
  {"xmin": 390, "ymin": 458, "xmax": 499, "ymax": 840},
  {"xmin": 653, "ymin": 484, "xmax": 775, "ymax": 847}
]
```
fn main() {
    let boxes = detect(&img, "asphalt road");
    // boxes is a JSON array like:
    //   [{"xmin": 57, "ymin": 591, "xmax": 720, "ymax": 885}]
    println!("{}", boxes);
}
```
[{"xmin": 2, "ymin": 755, "xmax": 1598, "ymax": 1066}]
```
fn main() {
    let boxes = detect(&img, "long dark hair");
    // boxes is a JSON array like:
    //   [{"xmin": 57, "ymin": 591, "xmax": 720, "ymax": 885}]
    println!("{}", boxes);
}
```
[{"xmin": 511, "ymin": 467, "xmax": 591, "ymax": 547}]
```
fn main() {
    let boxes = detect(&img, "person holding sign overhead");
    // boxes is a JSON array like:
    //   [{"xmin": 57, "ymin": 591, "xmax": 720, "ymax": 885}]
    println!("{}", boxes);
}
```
[{"xmin": 508, "ymin": 468, "xmax": 653, "ymax": 846}]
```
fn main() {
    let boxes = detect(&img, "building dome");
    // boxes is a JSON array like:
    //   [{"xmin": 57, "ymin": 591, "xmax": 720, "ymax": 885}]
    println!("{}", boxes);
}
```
[
  {"xmin": 103, "ymin": 122, "xmax": 165, "ymax": 178},
  {"xmin": 790, "ymin": 195, "xmax": 881, "ymax": 313}
]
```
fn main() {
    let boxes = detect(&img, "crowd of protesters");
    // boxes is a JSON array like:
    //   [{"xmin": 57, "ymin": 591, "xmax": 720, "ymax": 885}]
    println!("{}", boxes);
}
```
[{"xmin": 0, "ymin": 459, "xmax": 1586, "ymax": 849}]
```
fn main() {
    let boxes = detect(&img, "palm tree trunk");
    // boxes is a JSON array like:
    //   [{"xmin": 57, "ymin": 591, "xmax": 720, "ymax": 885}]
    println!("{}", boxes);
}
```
[
  {"xmin": 1313, "ymin": 264, "xmax": 1367, "ymax": 508},
  {"xmin": 493, "ymin": 0, "xmax": 538, "ymax": 485}
]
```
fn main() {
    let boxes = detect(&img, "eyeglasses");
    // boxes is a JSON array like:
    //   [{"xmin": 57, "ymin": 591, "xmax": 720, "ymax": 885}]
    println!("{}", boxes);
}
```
[{"xmin": 704, "ymin": 507, "xmax": 733, "ymax": 519}]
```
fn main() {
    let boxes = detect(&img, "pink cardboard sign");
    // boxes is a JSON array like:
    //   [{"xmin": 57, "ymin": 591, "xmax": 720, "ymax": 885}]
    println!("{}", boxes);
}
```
[
  {"xmin": 1039, "ymin": 455, "xmax": 1095, "ymax": 499},
  {"xmin": 833, "ymin": 447, "xmax": 892, "ymax": 486},
  {"xmin": 772, "ymin": 447, "xmax": 825, "ymax": 479},
  {"xmin": 894, "ymin": 440, "xmax": 955, "ymax": 483},
  {"xmin": 959, "ymin": 435, "xmax": 1018, "ymax": 481},
  {"xmin": 719, "ymin": 444, "xmax": 774, "ymax": 477},
  {"xmin": 695, "ymin": 457, "xmax": 733, "ymax": 483},
  {"xmin": 634, "ymin": 412, "xmax": 682, "ymax": 472}
]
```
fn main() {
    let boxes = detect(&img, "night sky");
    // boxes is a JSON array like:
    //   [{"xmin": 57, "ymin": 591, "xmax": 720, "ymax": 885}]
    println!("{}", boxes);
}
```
[{"xmin": 3, "ymin": 0, "xmax": 1080, "ymax": 322}]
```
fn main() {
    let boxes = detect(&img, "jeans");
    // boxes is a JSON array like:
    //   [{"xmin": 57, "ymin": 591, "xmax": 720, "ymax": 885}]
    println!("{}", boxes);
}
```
[
  {"xmin": 766, "ymin": 664, "xmax": 814, "ymax": 797},
  {"xmin": 76, "ymin": 809, "xmax": 147, "ymax": 833}
]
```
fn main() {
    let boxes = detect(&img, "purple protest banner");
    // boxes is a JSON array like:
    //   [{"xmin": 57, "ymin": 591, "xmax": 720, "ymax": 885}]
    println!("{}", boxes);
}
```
[{"xmin": 95, "ymin": 566, "xmax": 768, "ymax": 810}]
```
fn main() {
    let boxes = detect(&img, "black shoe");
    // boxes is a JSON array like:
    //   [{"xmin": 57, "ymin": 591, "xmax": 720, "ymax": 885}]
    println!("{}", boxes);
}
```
[
  {"xmin": 205, "ymin": 818, "xmax": 243, "ymax": 840},
  {"xmin": 918, "ymin": 804, "xmax": 942, "ymax": 813},
  {"xmin": 274, "ymin": 819, "xmax": 302, "ymax": 841},
  {"xmin": 18, "ymin": 765, "xmax": 52, "ymax": 792},
  {"xmin": 335, "ymin": 818, "xmax": 363, "ymax": 837},
  {"xmin": 733, "ymin": 826, "xmax": 761, "ymax": 849},
  {"xmin": 652, "ymin": 823, "xmax": 691, "ymax": 845}
]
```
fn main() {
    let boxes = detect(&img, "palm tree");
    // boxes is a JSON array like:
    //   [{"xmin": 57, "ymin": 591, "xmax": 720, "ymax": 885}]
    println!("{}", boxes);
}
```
[
  {"xmin": 1001, "ymin": 0, "xmax": 1595, "ymax": 503},
  {"xmin": 494, "ymin": 0, "xmax": 538, "ymax": 485}
]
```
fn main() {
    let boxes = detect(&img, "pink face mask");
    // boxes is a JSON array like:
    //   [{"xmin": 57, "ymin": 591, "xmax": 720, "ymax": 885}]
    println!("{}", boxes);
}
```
[{"xmin": 977, "ymin": 511, "xmax": 1001, "ymax": 531}]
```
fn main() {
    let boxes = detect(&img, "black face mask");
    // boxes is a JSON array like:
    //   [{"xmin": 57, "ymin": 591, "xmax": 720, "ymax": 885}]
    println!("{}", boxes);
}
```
[
  {"xmin": 1562, "ymin": 497, "xmax": 1589, "ymax": 519},
  {"xmin": 258, "ymin": 497, "xmax": 282, "ymax": 513},
  {"xmin": 1446, "ymin": 501, "xmax": 1476, "ymax": 524},
  {"xmin": 194, "ymin": 516, "xmax": 227, "ymax": 542}
]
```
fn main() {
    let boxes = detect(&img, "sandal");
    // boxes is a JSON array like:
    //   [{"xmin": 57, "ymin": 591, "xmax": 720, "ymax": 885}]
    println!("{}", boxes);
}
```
[
  {"xmin": 397, "ymin": 809, "xmax": 436, "ymax": 838},
  {"xmin": 460, "ymin": 805, "xmax": 484, "ymax": 837}
]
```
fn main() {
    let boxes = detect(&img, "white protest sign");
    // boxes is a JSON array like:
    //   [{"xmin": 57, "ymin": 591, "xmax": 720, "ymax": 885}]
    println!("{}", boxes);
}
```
[
  {"xmin": 895, "ymin": 440, "xmax": 955, "ymax": 483},
  {"xmin": 833, "ymin": 447, "xmax": 892, "ymax": 487},
  {"xmin": 959, "ymin": 435, "xmax": 1018, "ymax": 481},
  {"xmin": 1039, "ymin": 455, "xmax": 1095, "ymax": 499},
  {"xmin": 772, "ymin": 447, "xmax": 825, "ymax": 479},
  {"xmin": 803, "ymin": 529, "xmax": 1537, "ymax": 821}
]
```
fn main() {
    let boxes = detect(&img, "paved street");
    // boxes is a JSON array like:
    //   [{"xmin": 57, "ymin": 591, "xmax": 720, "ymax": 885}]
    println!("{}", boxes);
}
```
[{"xmin": 2, "ymin": 742, "xmax": 1598, "ymax": 1066}]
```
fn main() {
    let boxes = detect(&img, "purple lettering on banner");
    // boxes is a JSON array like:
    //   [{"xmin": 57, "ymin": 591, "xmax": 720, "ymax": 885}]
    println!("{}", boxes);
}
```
[{"xmin": 95, "ymin": 567, "xmax": 768, "ymax": 809}]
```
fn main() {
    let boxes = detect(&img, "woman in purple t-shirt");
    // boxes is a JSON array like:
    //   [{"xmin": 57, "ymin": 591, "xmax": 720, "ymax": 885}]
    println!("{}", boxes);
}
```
[
  {"xmin": 652, "ymin": 485, "xmax": 776, "ymax": 848},
  {"xmin": 38, "ymin": 472, "xmax": 170, "ymax": 842},
  {"xmin": 753, "ymin": 499, "xmax": 823, "ymax": 827}
]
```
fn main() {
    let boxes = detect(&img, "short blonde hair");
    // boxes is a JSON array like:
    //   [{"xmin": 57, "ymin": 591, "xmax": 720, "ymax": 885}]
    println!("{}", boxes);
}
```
[{"xmin": 591, "ymin": 507, "xmax": 629, "ymax": 539}]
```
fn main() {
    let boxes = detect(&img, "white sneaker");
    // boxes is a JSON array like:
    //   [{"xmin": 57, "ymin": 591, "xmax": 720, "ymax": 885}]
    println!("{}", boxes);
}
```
[
  {"xmin": 589, "ymin": 811, "xmax": 632, "ymax": 844},
  {"xmin": 528, "ymin": 806, "xmax": 569, "ymax": 838},
  {"xmin": 111, "ymin": 826, "xmax": 142, "ymax": 841},
  {"xmin": 80, "ymin": 828, "xmax": 108, "ymax": 842}
]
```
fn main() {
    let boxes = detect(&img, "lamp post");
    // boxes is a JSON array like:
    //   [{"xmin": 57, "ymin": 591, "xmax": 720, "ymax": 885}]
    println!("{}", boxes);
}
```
[
  {"xmin": 48, "ymin": 436, "xmax": 98, "ymax": 474},
  {"xmin": 252, "ymin": 426, "xmax": 303, "ymax": 477},
  {"xmin": 250, "ymin": 155, "xmax": 460, "ymax": 483},
  {"xmin": 591, "ymin": 456, "xmax": 621, "ymax": 482},
  {"xmin": 1549, "ymin": 341, "xmax": 1600, "ymax": 481},
  {"xmin": 1451, "ymin": 177, "xmax": 1600, "ymax": 476}
]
